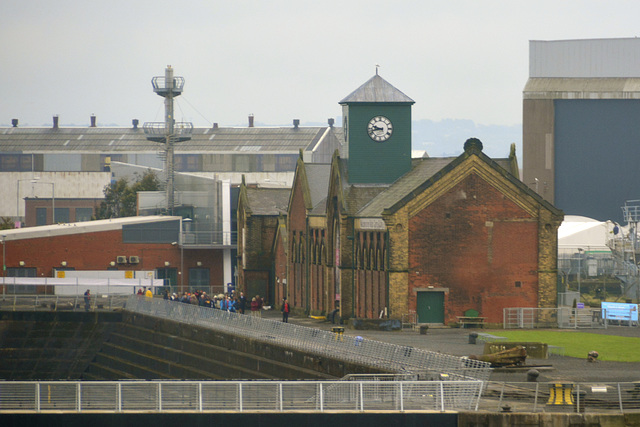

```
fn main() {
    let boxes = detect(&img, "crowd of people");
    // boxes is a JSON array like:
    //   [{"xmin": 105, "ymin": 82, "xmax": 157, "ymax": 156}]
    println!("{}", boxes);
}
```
[
  {"xmin": 158, "ymin": 289, "xmax": 266, "ymax": 316},
  {"xmin": 135, "ymin": 287, "xmax": 293, "ymax": 322}
]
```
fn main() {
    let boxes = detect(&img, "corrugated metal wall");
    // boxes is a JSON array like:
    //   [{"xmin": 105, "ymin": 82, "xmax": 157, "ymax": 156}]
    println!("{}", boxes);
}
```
[{"xmin": 530, "ymin": 38, "xmax": 640, "ymax": 78}]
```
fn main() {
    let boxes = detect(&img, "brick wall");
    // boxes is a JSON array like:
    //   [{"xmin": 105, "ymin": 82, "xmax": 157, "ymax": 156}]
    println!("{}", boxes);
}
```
[
  {"xmin": 407, "ymin": 174, "xmax": 541, "ymax": 323},
  {"xmin": 2, "ymin": 230, "xmax": 224, "ymax": 292}
]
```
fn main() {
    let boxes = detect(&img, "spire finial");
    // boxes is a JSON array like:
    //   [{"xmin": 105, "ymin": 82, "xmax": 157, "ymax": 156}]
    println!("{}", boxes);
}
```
[{"xmin": 375, "ymin": 64, "xmax": 380, "ymax": 75}]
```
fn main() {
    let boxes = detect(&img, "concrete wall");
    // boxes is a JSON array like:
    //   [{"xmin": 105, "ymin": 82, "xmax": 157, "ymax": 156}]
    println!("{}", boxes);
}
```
[
  {"xmin": 121, "ymin": 311, "xmax": 389, "ymax": 380},
  {"xmin": 1, "ymin": 413, "xmax": 458, "ymax": 427},
  {"xmin": 3, "ymin": 171, "xmax": 110, "ymax": 219}
]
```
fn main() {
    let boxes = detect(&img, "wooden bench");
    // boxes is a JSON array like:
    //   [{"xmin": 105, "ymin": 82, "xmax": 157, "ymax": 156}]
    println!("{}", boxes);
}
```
[
  {"xmin": 456, "ymin": 316, "xmax": 487, "ymax": 328},
  {"xmin": 476, "ymin": 332, "xmax": 507, "ymax": 343}
]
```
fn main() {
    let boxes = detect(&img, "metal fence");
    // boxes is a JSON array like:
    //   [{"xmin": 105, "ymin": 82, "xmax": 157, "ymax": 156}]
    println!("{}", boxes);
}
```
[
  {"xmin": 479, "ymin": 381, "xmax": 640, "ymax": 414},
  {"xmin": 2, "ymin": 380, "xmax": 639, "ymax": 414},
  {"xmin": 503, "ymin": 307, "xmax": 618, "ymax": 329},
  {"xmin": 0, "ymin": 294, "xmax": 129, "ymax": 312},
  {"xmin": 125, "ymin": 296, "xmax": 492, "ymax": 381},
  {"xmin": 0, "ymin": 380, "xmax": 484, "ymax": 413}
]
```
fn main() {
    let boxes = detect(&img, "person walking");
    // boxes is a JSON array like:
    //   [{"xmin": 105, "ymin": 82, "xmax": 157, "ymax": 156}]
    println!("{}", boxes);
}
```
[
  {"xmin": 83, "ymin": 289, "xmax": 91, "ymax": 312},
  {"xmin": 281, "ymin": 298, "xmax": 290, "ymax": 323},
  {"xmin": 239, "ymin": 292, "xmax": 247, "ymax": 314}
]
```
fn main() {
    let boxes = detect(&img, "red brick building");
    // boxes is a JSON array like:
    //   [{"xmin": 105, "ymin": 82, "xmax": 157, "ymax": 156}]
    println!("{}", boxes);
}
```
[
  {"xmin": 1, "ymin": 216, "xmax": 225, "ymax": 295},
  {"xmin": 237, "ymin": 74, "xmax": 564, "ymax": 325},
  {"xmin": 236, "ymin": 183, "xmax": 291, "ymax": 303},
  {"xmin": 24, "ymin": 197, "xmax": 102, "ymax": 227}
]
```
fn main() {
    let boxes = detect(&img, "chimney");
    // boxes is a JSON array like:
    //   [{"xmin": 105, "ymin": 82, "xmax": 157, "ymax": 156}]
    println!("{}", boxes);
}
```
[
  {"xmin": 293, "ymin": 119, "xmax": 300, "ymax": 129},
  {"xmin": 53, "ymin": 115, "xmax": 59, "ymax": 129},
  {"xmin": 11, "ymin": 119, "xmax": 18, "ymax": 128},
  {"xmin": 248, "ymin": 114, "xmax": 254, "ymax": 128},
  {"xmin": 132, "ymin": 119, "xmax": 139, "ymax": 129},
  {"xmin": 328, "ymin": 118, "xmax": 334, "ymax": 127},
  {"xmin": 213, "ymin": 123, "xmax": 219, "ymax": 129},
  {"xmin": 90, "ymin": 114, "xmax": 96, "ymax": 127}
]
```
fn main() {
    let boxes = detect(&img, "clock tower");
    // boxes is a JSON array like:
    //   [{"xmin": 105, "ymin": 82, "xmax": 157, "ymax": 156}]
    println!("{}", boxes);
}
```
[{"xmin": 339, "ymin": 73, "xmax": 414, "ymax": 184}]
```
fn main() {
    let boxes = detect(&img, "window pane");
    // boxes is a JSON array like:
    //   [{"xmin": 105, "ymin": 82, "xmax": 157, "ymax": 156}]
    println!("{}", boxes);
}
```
[
  {"xmin": 54, "ymin": 208, "xmax": 70, "ymax": 223},
  {"xmin": 75, "ymin": 208, "xmax": 93, "ymax": 222}
]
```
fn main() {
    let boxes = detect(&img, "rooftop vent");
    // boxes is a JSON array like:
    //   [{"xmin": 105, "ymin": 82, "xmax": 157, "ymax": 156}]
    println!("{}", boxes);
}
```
[
  {"xmin": 90, "ymin": 114, "xmax": 96, "ymax": 127},
  {"xmin": 53, "ymin": 115, "xmax": 59, "ymax": 129},
  {"xmin": 11, "ymin": 119, "xmax": 18, "ymax": 128},
  {"xmin": 132, "ymin": 119, "xmax": 139, "ymax": 129},
  {"xmin": 248, "ymin": 114, "xmax": 254, "ymax": 128},
  {"xmin": 328, "ymin": 118, "xmax": 334, "ymax": 127},
  {"xmin": 293, "ymin": 119, "xmax": 300, "ymax": 129}
]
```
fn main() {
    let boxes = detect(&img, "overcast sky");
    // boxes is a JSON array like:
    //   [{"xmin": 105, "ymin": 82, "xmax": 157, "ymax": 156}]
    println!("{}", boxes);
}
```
[{"xmin": 2, "ymin": 1, "xmax": 640, "ymax": 129}]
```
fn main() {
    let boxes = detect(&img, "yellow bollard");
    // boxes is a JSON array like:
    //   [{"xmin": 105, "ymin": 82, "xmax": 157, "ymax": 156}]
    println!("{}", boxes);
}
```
[{"xmin": 547, "ymin": 383, "xmax": 574, "ymax": 406}]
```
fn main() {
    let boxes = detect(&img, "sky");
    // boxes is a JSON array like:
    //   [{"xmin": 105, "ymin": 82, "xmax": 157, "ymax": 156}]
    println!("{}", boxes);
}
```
[{"xmin": 2, "ymin": 1, "xmax": 640, "ymax": 132}]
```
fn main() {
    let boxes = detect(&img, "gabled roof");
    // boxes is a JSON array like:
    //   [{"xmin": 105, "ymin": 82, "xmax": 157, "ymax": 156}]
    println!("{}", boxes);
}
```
[
  {"xmin": 356, "ymin": 157, "xmax": 455, "ymax": 217},
  {"xmin": 353, "ymin": 141, "xmax": 559, "ymax": 219},
  {"xmin": 305, "ymin": 163, "xmax": 331, "ymax": 210},
  {"xmin": 373, "ymin": 142, "xmax": 562, "ymax": 218},
  {"xmin": 339, "ymin": 74, "xmax": 415, "ymax": 104},
  {"xmin": 243, "ymin": 187, "xmax": 290, "ymax": 216}
]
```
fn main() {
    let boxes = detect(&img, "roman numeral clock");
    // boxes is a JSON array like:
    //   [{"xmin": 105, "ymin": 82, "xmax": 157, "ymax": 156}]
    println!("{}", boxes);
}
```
[
  {"xmin": 367, "ymin": 116, "xmax": 393, "ymax": 142},
  {"xmin": 339, "ymin": 73, "xmax": 414, "ymax": 184}
]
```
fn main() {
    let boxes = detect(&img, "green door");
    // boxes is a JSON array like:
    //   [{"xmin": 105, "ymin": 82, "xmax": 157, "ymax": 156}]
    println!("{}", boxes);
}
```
[{"xmin": 417, "ymin": 291, "xmax": 445, "ymax": 323}]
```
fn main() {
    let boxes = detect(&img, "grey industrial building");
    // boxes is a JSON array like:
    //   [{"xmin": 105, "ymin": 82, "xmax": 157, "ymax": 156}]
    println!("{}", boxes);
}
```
[{"xmin": 523, "ymin": 38, "xmax": 640, "ymax": 223}]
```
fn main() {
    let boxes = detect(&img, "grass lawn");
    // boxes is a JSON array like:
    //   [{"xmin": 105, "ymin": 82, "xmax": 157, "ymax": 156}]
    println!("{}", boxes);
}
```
[{"xmin": 492, "ymin": 330, "xmax": 640, "ymax": 362}]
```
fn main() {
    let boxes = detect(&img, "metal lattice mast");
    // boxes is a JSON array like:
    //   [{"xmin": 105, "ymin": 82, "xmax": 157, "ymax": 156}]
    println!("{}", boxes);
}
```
[{"xmin": 143, "ymin": 65, "xmax": 192, "ymax": 215}]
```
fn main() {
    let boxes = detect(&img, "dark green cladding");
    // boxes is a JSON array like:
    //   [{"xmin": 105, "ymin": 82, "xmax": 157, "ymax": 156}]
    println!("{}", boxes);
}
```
[{"xmin": 345, "ymin": 103, "xmax": 412, "ymax": 184}]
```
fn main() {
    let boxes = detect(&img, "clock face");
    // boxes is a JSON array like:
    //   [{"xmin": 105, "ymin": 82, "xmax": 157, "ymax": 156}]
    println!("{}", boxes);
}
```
[{"xmin": 367, "ymin": 116, "xmax": 393, "ymax": 142}]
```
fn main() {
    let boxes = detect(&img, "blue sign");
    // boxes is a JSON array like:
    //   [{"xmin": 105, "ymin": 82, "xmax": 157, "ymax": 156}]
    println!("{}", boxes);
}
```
[{"xmin": 601, "ymin": 302, "xmax": 638, "ymax": 322}]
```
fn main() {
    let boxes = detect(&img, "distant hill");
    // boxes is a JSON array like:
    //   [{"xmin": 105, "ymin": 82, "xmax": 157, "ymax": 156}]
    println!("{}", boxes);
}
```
[
  {"xmin": 298, "ymin": 117, "xmax": 522, "ymax": 160},
  {"xmin": 411, "ymin": 119, "xmax": 522, "ymax": 159}
]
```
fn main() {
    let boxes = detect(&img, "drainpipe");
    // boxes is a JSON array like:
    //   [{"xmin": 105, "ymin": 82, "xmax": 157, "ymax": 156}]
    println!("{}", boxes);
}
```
[
  {"xmin": 385, "ymin": 229, "xmax": 390, "ymax": 318},
  {"xmin": 351, "ymin": 216, "xmax": 356, "ymax": 319},
  {"xmin": 305, "ymin": 216, "xmax": 310, "ymax": 315}
]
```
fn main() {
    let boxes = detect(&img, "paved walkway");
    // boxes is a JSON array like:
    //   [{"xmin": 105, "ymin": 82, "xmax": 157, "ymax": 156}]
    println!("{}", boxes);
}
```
[{"xmin": 263, "ymin": 309, "xmax": 640, "ymax": 383}]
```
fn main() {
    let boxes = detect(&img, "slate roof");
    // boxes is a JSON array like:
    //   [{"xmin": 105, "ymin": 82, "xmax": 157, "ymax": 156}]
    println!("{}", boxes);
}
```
[
  {"xmin": 355, "ymin": 156, "xmax": 514, "ymax": 218},
  {"xmin": 304, "ymin": 163, "xmax": 331, "ymax": 210},
  {"xmin": 245, "ymin": 188, "xmax": 291, "ymax": 216},
  {"xmin": 0, "ymin": 126, "xmax": 341, "ymax": 154},
  {"xmin": 339, "ymin": 74, "xmax": 415, "ymax": 104}
]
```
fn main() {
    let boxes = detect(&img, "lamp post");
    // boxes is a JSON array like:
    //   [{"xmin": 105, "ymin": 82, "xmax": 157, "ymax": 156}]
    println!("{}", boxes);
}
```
[
  {"xmin": 33, "ymin": 180, "xmax": 55, "ymax": 224},
  {"xmin": 2, "ymin": 235, "xmax": 5, "ymax": 278},
  {"xmin": 181, "ymin": 218, "xmax": 192, "ymax": 292},
  {"xmin": 17, "ymin": 179, "xmax": 55, "ymax": 224},
  {"xmin": 16, "ymin": 179, "xmax": 35, "ymax": 220},
  {"xmin": 577, "ymin": 248, "xmax": 584, "ymax": 298}
]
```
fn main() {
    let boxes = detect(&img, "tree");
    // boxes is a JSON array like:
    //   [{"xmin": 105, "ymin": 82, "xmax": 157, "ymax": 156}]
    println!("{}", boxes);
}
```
[
  {"xmin": 96, "ymin": 170, "xmax": 160, "ymax": 219},
  {"xmin": 0, "ymin": 217, "xmax": 14, "ymax": 230}
]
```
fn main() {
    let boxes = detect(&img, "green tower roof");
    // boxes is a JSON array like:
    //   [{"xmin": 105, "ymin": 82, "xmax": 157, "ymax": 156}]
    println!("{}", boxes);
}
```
[{"xmin": 339, "ymin": 74, "xmax": 415, "ymax": 104}]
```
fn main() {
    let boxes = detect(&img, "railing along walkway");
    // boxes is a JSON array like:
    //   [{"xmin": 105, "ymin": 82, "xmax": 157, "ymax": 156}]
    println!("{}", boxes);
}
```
[
  {"xmin": 124, "ymin": 296, "xmax": 492, "ymax": 381},
  {"xmin": 0, "ymin": 380, "xmax": 483, "ymax": 413}
]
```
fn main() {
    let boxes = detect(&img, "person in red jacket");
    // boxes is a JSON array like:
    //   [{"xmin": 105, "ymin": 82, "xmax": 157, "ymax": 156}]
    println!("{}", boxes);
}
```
[
  {"xmin": 281, "ymin": 298, "xmax": 290, "ymax": 323},
  {"xmin": 250, "ymin": 297, "xmax": 259, "ymax": 316}
]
